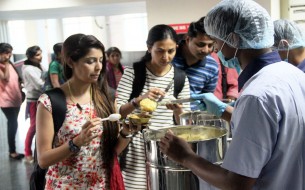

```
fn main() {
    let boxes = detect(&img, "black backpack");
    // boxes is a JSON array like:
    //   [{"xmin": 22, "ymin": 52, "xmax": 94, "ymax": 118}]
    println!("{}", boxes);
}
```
[
  {"xmin": 29, "ymin": 88, "xmax": 67, "ymax": 190},
  {"xmin": 128, "ymin": 62, "xmax": 186, "ymax": 101},
  {"xmin": 120, "ymin": 63, "xmax": 186, "ymax": 170}
]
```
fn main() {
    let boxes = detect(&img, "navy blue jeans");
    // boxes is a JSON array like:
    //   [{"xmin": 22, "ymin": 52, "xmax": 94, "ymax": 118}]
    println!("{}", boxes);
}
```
[{"xmin": 1, "ymin": 107, "xmax": 20, "ymax": 154}]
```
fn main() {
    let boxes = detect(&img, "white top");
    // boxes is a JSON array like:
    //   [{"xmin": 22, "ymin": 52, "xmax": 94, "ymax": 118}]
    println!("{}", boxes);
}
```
[
  {"xmin": 116, "ymin": 66, "xmax": 191, "ymax": 189},
  {"xmin": 223, "ymin": 62, "xmax": 305, "ymax": 190},
  {"xmin": 22, "ymin": 64, "xmax": 44, "ymax": 100}
]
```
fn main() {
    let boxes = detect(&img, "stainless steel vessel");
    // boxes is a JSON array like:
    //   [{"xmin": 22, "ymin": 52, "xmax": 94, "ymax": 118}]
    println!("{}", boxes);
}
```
[
  {"xmin": 180, "ymin": 111, "xmax": 231, "ymax": 138},
  {"xmin": 179, "ymin": 111, "xmax": 215, "ymax": 125},
  {"xmin": 143, "ymin": 125, "xmax": 227, "ymax": 190}
]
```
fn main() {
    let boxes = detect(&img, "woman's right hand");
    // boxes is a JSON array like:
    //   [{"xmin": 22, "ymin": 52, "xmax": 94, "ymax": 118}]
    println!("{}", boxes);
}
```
[
  {"xmin": 73, "ymin": 118, "xmax": 102, "ymax": 147},
  {"xmin": 121, "ymin": 119, "xmax": 142, "ymax": 136},
  {"xmin": 140, "ymin": 88, "xmax": 165, "ymax": 101}
]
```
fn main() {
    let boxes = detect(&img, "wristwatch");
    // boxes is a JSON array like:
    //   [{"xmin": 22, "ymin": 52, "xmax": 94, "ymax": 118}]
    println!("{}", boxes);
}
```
[{"xmin": 68, "ymin": 139, "xmax": 80, "ymax": 153}]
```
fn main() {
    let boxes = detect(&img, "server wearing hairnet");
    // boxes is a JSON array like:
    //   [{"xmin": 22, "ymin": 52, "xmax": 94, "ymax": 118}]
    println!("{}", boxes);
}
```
[
  {"xmin": 159, "ymin": 0, "xmax": 305, "ymax": 189},
  {"xmin": 274, "ymin": 19, "xmax": 305, "ymax": 72}
]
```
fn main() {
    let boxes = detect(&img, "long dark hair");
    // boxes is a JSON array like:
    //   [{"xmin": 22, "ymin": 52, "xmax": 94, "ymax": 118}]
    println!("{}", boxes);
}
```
[
  {"xmin": 24, "ymin": 45, "xmax": 42, "ymax": 71},
  {"xmin": 0, "ymin": 43, "xmax": 13, "ymax": 54},
  {"xmin": 62, "ymin": 34, "xmax": 119, "ymax": 179}
]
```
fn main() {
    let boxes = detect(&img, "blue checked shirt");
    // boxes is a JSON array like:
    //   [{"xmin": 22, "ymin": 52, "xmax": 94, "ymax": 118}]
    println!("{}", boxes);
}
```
[{"xmin": 172, "ymin": 44, "xmax": 219, "ymax": 110}]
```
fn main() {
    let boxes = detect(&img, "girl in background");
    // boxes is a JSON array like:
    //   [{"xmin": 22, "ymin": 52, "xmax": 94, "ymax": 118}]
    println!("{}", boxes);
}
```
[
  {"xmin": 106, "ymin": 47, "xmax": 124, "ymax": 100},
  {"xmin": 106, "ymin": 47, "xmax": 124, "ymax": 90},
  {"xmin": 22, "ymin": 45, "xmax": 44, "ymax": 164},
  {"xmin": 0, "ymin": 43, "xmax": 24, "ymax": 160}
]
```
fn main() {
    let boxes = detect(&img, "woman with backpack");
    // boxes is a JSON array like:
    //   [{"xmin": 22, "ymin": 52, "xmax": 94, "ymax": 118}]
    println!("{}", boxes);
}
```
[
  {"xmin": 35, "ymin": 34, "xmax": 130, "ymax": 189},
  {"xmin": 116, "ymin": 24, "xmax": 191, "ymax": 189}
]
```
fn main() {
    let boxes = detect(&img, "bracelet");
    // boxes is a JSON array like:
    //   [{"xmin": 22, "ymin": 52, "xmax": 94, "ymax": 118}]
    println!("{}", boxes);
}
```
[
  {"xmin": 131, "ymin": 98, "xmax": 139, "ymax": 108},
  {"xmin": 119, "ymin": 130, "xmax": 132, "ymax": 139}
]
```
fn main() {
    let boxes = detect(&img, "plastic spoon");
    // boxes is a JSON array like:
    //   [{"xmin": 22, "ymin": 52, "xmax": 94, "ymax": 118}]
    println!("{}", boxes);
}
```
[{"xmin": 100, "ymin": 113, "xmax": 121, "ymax": 122}]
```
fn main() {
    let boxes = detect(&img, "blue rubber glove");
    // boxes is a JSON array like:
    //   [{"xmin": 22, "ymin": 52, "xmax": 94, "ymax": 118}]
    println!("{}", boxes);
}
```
[
  {"xmin": 191, "ymin": 93, "xmax": 228, "ymax": 117},
  {"xmin": 228, "ymin": 101, "xmax": 236, "ymax": 107},
  {"xmin": 193, "ymin": 100, "xmax": 207, "ymax": 111}
]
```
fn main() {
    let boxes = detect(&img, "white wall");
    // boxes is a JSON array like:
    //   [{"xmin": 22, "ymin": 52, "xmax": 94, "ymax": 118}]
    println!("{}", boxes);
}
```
[
  {"xmin": 146, "ymin": 0, "xmax": 281, "ymax": 29},
  {"xmin": 7, "ymin": 13, "xmax": 148, "ymax": 66},
  {"xmin": 0, "ymin": 0, "xmax": 144, "ymax": 11},
  {"xmin": 146, "ymin": 0, "xmax": 221, "ymax": 28}
]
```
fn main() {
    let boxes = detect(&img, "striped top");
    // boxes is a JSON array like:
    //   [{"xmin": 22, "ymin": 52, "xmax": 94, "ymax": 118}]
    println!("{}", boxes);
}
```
[
  {"xmin": 172, "ymin": 47, "xmax": 219, "ymax": 110},
  {"xmin": 116, "ymin": 65, "xmax": 191, "ymax": 189}
]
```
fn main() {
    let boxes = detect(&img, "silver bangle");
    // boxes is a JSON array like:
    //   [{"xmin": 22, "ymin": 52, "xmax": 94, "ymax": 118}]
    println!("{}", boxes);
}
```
[
  {"xmin": 131, "ymin": 98, "xmax": 139, "ymax": 108},
  {"xmin": 119, "ymin": 130, "xmax": 133, "ymax": 139}
]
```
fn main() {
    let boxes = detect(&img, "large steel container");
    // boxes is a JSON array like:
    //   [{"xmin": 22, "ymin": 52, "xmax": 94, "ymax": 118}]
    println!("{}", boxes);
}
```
[
  {"xmin": 143, "ymin": 125, "xmax": 227, "ymax": 190},
  {"xmin": 180, "ymin": 111, "xmax": 231, "ymax": 189}
]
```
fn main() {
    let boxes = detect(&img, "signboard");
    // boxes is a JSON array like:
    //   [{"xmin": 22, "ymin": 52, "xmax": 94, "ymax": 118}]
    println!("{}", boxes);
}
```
[{"xmin": 169, "ymin": 23, "xmax": 190, "ymax": 34}]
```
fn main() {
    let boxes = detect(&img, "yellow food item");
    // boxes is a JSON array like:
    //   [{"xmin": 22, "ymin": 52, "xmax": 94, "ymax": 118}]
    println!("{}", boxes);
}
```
[
  {"xmin": 140, "ymin": 98, "xmax": 157, "ymax": 112},
  {"xmin": 177, "ymin": 132, "xmax": 215, "ymax": 141},
  {"xmin": 177, "ymin": 134, "xmax": 191, "ymax": 141},
  {"xmin": 128, "ymin": 113, "xmax": 152, "ymax": 125},
  {"xmin": 129, "ymin": 114, "xmax": 140, "ymax": 119}
]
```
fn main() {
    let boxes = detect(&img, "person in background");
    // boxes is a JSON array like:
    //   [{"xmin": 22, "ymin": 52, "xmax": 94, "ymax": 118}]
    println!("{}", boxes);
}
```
[
  {"xmin": 106, "ymin": 47, "xmax": 124, "ymax": 99},
  {"xmin": 116, "ymin": 24, "xmax": 191, "ymax": 189},
  {"xmin": 273, "ymin": 19, "xmax": 305, "ymax": 72},
  {"xmin": 43, "ymin": 43, "xmax": 65, "ymax": 91},
  {"xmin": 160, "ymin": 0, "xmax": 305, "ymax": 189},
  {"xmin": 36, "ymin": 34, "xmax": 130, "ymax": 189},
  {"xmin": 0, "ymin": 43, "xmax": 24, "ymax": 160},
  {"xmin": 172, "ymin": 16, "xmax": 218, "ymax": 110},
  {"xmin": 106, "ymin": 47, "xmax": 124, "ymax": 90},
  {"xmin": 22, "ymin": 45, "xmax": 44, "ymax": 164},
  {"xmin": 212, "ymin": 49, "xmax": 238, "ymax": 102}
]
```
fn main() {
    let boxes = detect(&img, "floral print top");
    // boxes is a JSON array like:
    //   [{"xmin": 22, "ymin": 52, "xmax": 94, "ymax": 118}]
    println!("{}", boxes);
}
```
[{"xmin": 38, "ymin": 94, "xmax": 108, "ymax": 190}]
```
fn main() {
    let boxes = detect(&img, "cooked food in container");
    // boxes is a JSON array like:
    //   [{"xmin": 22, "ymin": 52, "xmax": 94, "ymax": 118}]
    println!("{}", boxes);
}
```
[
  {"xmin": 144, "ymin": 125, "xmax": 227, "ymax": 142},
  {"xmin": 140, "ymin": 98, "xmax": 158, "ymax": 112},
  {"xmin": 128, "ymin": 113, "xmax": 152, "ymax": 125}
]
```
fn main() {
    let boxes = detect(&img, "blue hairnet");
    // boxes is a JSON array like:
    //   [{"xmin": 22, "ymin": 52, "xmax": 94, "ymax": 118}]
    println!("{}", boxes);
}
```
[
  {"xmin": 204, "ymin": 0, "xmax": 274, "ymax": 49},
  {"xmin": 274, "ymin": 19, "xmax": 305, "ymax": 51}
]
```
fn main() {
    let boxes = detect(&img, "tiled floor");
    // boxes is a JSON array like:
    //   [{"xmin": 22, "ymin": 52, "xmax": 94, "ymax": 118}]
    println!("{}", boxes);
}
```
[{"xmin": 0, "ymin": 102, "xmax": 34, "ymax": 190}]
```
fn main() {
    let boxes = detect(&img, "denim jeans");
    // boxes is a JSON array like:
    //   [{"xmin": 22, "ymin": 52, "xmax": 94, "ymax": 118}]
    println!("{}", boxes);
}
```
[{"xmin": 1, "ymin": 107, "xmax": 20, "ymax": 153}]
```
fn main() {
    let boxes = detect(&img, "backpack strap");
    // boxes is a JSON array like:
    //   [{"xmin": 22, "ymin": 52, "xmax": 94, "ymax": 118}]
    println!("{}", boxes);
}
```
[
  {"xmin": 128, "ymin": 61, "xmax": 147, "ymax": 101},
  {"xmin": 32, "ymin": 88, "xmax": 66, "ymax": 161},
  {"xmin": 173, "ymin": 67, "xmax": 186, "ymax": 98},
  {"xmin": 30, "ymin": 88, "xmax": 67, "ymax": 190},
  {"xmin": 45, "ymin": 88, "xmax": 67, "ymax": 133},
  {"xmin": 129, "ymin": 64, "xmax": 186, "ymax": 100}
]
